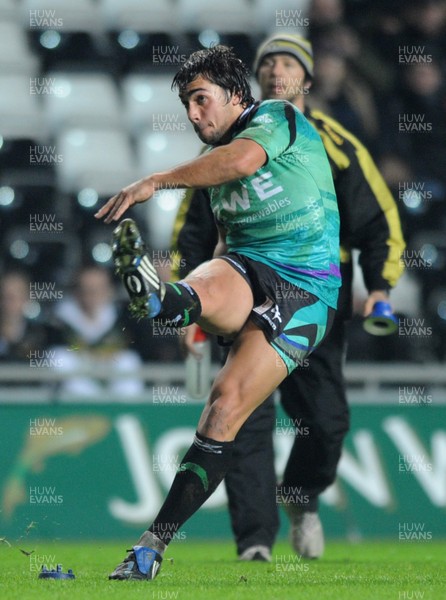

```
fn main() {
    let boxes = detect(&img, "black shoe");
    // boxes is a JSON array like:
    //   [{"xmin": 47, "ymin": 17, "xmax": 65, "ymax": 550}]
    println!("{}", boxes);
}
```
[
  {"xmin": 109, "ymin": 545, "xmax": 163, "ymax": 580},
  {"xmin": 112, "ymin": 218, "xmax": 165, "ymax": 319}
]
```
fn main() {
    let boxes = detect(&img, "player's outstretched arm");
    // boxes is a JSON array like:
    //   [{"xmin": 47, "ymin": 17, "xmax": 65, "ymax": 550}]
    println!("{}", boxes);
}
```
[
  {"xmin": 95, "ymin": 138, "xmax": 266, "ymax": 223},
  {"xmin": 94, "ymin": 177, "xmax": 156, "ymax": 224}
]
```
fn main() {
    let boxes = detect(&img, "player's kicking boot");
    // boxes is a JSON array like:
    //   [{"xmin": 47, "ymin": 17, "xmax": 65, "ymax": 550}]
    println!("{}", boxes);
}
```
[
  {"xmin": 112, "ymin": 218, "xmax": 165, "ymax": 319},
  {"xmin": 109, "ymin": 531, "xmax": 166, "ymax": 581}
]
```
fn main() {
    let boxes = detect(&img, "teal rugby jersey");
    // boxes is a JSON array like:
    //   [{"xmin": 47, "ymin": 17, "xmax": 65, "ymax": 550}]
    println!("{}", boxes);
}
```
[{"xmin": 209, "ymin": 100, "xmax": 341, "ymax": 308}]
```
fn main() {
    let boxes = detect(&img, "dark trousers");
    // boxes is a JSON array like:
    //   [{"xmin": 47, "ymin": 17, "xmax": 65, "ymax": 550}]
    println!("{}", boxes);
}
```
[
  {"xmin": 225, "ymin": 317, "xmax": 350, "ymax": 554},
  {"xmin": 224, "ymin": 395, "xmax": 278, "ymax": 555}
]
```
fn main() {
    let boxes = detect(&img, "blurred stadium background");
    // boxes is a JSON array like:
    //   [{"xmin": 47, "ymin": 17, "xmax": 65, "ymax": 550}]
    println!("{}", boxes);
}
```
[{"xmin": 0, "ymin": 0, "xmax": 445, "ymax": 545}]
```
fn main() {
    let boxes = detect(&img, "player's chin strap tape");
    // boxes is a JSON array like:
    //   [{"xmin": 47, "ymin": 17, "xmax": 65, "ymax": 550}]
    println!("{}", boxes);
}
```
[
  {"xmin": 216, "ymin": 102, "xmax": 260, "ymax": 145},
  {"xmin": 234, "ymin": 101, "xmax": 261, "ymax": 132}
]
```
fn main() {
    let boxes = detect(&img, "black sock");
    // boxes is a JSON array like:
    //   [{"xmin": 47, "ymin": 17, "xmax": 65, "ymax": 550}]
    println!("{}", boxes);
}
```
[
  {"xmin": 149, "ymin": 432, "xmax": 234, "ymax": 544},
  {"xmin": 158, "ymin": 281, "xmax": 202, "ymax": 327}
]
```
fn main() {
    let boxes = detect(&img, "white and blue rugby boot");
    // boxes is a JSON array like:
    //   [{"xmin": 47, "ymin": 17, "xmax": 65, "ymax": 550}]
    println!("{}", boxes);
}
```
[
  {"xmin": 108, "ymin": 546, "xmax": 163, "ymax": 581},
  {"xmin": 112, "ymin": 218, "xmax": 165, "ymax": 319},
  {"xmin": 109, "ymin": 531, "xmax": 166, "ymax": 580}
]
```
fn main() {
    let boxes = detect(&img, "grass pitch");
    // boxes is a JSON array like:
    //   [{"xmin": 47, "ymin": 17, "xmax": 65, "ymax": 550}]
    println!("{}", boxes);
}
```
[{"xmin": 0, "ymin": 540, "xmax": 444, "ymax": 600}]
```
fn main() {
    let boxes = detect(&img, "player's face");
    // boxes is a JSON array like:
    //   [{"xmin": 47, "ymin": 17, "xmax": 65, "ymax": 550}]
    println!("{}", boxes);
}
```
[
  {"xmin": 180, "ymin": 76, "xmax": 243, "ymax": 145},
  {"xmin": 257, "ymin": 53, "xmax": 310, "ymax": 105}
]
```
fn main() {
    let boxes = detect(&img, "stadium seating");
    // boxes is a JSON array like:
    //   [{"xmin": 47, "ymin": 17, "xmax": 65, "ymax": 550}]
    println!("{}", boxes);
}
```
[
  {"xmin": 100, "ymin": 0, "xmax": 179, "ymax": 33},
  {"xmin": 0, "ymin": 0, "xmax": 17, "ymax": 20},
  {"xmin": 0, "ymin": 20, "xmax": 39, "ymax": 76},
  {"xmin": 122, "ymin": 74, "xmax": 185, "ymax": 136},
  {"xmin": 136, "ymin": 128, "xmax": 201, "ymax": 177},
  {"xmin": 0, "ymin": 74, "xmax": 46, "ymax": 141},
  {"xmin": 136, "ymin": 127, "xmax": 201, "ymax": 248},
  {"xmin": 177, "ymin": 0, "xmax": 253, "ymax": 33},
  {"xmin": 42, "ymin": 72, "xmax": 122, "ymax": 135},
  {"xmin": 56, "ymin": 127, "xmax": 137, "ymax": 196},
  {"xmin": 3, "ymin": 222, "xmax": 82, "ymax": 285},
  {"xmin": 19, "ymin": 0, "xmax": 101, "ymax": 33}
]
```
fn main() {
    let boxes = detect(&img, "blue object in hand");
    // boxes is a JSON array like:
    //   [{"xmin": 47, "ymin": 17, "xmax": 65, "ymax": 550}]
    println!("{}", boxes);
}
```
[{"xmin": 363, "ymin": 301, "xmax": 398, "ymax": 336}]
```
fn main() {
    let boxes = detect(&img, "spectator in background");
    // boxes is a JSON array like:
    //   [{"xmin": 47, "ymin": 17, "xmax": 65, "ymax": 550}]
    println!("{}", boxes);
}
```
[
  {"xmin": 0, "ymin": 270, "xmax": 57, "ymax": 363},
  {"xmin": 348, "ymin": 0, "xmax": 446, "ymax": 101},
  {"xmin": 375, "ymin": 56, "xmax": 446, "ymax": 363},
  {"xmin": 308, "ymin": 0, "xmax": 344, "ymax": 30},
  {"xmin": 380, "ymin": 59, "xmax": 446, "ymax": 188},
  {"xmin": 308, "ymin": 42, "xmax": 380, "ymax": 146},
  {"xmin": 400, "ymin": 0, "xmax": 446, "ymax": 57},
  {"xmin": 51, "ymin": 264, "xmax": 145, "ymax": 398}
]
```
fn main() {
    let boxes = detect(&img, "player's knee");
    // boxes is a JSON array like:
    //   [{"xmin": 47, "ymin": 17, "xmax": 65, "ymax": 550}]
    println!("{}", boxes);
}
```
[{"xmin": 207, "ymin": 378, "xmax": 249, "ymax": 429}]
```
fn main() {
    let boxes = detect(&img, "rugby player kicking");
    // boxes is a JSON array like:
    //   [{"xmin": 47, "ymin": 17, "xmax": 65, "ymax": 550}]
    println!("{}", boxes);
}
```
[{"xmin": 96, "ymin": 45, "xmax": 340, "ymax": 581}]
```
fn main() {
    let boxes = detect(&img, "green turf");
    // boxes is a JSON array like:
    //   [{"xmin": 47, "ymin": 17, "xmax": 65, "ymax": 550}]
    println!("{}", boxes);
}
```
[{"xmin": 0, "ymin": 540, "xmax": 444, "ymax": 600}]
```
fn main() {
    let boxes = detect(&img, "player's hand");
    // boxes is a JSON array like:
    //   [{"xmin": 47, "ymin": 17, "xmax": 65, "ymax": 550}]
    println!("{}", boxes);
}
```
[
  {"xmin": 95, "ymin": 177, "xmax": 155, "ymax": 224},
  {"xmin": 363, "ymin": 290, "xmax": 390, "ymax": 317}
]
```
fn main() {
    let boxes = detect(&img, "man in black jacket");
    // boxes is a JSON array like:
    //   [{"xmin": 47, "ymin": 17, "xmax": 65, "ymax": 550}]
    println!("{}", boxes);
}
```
[{"xmin": 172, "ymin": 34, "xmax": 405, "ymax": 561}]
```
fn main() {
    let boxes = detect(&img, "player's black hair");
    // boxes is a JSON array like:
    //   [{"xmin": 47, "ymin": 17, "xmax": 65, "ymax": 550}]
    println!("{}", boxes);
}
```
[{"xmin": 172, "ymin": 45, "xmax": 254, "ymax": 107}]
